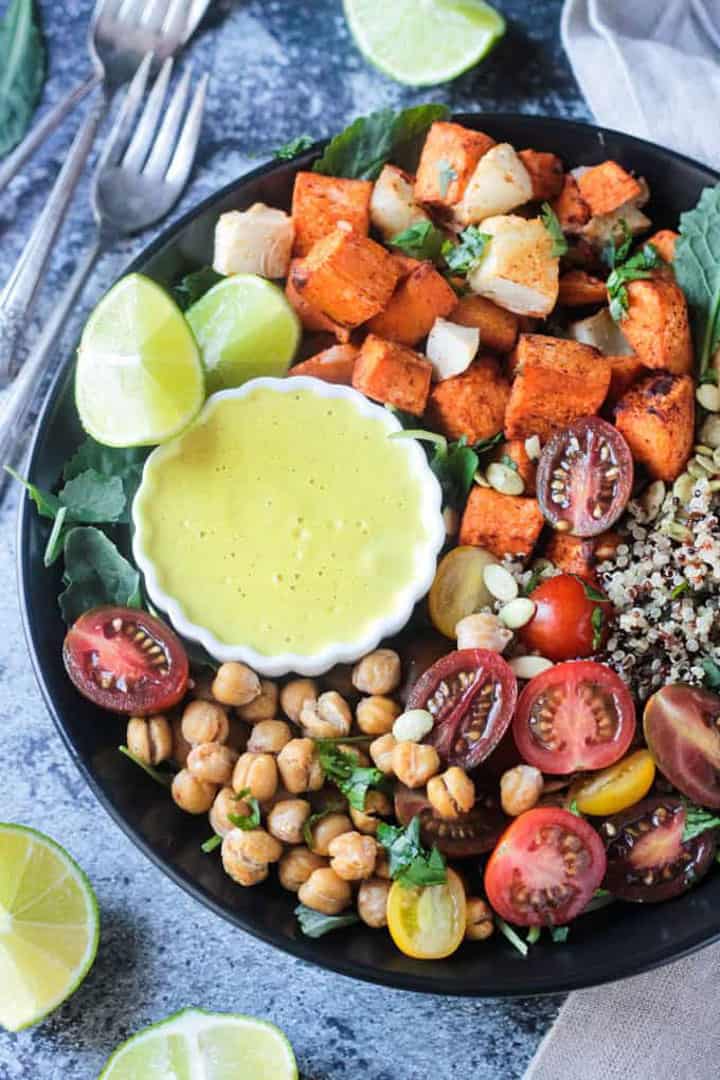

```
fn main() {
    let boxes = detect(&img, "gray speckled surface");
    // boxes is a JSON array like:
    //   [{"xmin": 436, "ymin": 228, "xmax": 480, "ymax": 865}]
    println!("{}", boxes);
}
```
[{"xmin": 1, "ymin": 2, "xmax": 588, "ymax": 1076}]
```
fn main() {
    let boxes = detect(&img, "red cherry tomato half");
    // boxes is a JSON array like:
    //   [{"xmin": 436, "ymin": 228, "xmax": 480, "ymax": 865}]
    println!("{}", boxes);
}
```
[
  {"xmin": 63, "ymin": 605, "xmax": 189, "ymax": 715},
  {"xmin": 394, "ymin": 783, "xmax": 507, "ymax": 858},
  {"xmin": 513, "ymin": 660, "xmax": 636, "ymax": 774},
  {"xmin": 407, "ymin": 649, "xmax": 517, "ymax": 770},
  {"xmin": 643, "ymin": 684, "xmax": 720, "ymax": 808},
  {"xmin": 485, "ymin": 807, "xmax": 607, "ymax": 926},
  {"xmin": 537, "ymin": 417, "xmax": 633, "ymax": 537},
  {"xmin": 521, "ymin": 573, "xmax": 613, "ymax": 662}
]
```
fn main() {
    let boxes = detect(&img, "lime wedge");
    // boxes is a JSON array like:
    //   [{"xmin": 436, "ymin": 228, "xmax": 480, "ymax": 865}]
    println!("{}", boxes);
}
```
[
  {"xmin": 0, "ymin": 824, "xmax": 99, "ymax": 1032},
  {"xmin": 76, "ymin": 273, "xmax": 205, "ymax": 447},
  {"xmin": 186, "ymin": 274, "xmax": 300, "ymax": 394},
  {"xmin": 343, "ymin": 0, "xmax": 505, "ymax": 86},
  {"xmin": 100, "ymin": 1008, "xmax": 298, "ymax": 1080}
]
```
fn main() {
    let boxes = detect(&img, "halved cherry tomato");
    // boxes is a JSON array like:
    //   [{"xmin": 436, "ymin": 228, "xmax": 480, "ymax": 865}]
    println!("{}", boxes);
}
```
[
  {"xmin": 644, "ymin": 684, "xmax": 720, "ymax": 808},
  {"xmin": 570, "ymin": 749, "xmax": 655, "ymax": 816},
  {"xmin": 601, "ymin": 796, "xmax": 716, "ymax": 902},
  {"xmin": 63, "ymin": 605, "xmax": 189, "ymax": 715},
  {"xmin": 513, "ymin": 660, "xmax": 636, "ymax": 774},
  {"xmin": 398, "ymin": 632, "xmax": 453, "ymax": 706},
  {"xmin": 428, "ymin": 546, "xmax": 497, "ymax": 639},
  {"xmin": 521, "ymin": 573, "xmax": 613, "ymax": 662},
  {"xmin": 394, "ymin": 784, "xmax": 507, "ymax": 858},
  {"xmin": 537, "ymin": 417, "xmax": 633, "ymax": 537},
  {"xmin": 484, "ymin": 807, "xmax": 606, "ymax": 926},
  {"xmin": 387, "ymin": 867, "xmax": 466, "ymax": 959},
  {"xmin": 407, "ymin": 649, "xmax": 517, "ymax": 769}
]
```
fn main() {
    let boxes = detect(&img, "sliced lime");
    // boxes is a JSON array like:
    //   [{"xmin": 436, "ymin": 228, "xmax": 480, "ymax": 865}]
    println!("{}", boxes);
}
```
[
  {"xmin": 186, "ymin": 274, "xmax": 300, "ymax": 394},
  {"xmin": 343, "ymin": 0, "xmax": 505, "ymax": 86},
  {"xmin": 75, "ymin": 273, "xmax": 205, "ymax": 447},
  {"xmin": 0, "ymin": 824, "xmax": 99, "ymax": 1032},
  {"xmin": 99, "ymin": 1008, "xmax": 298, "ymax": 1080}
]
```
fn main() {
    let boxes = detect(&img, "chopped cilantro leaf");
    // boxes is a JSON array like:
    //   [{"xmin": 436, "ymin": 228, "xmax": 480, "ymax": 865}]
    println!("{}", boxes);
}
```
[
  {"xmin": 607, "ymin": 243, "xmax": 661, "ymax": 323},
  {"xmin": 201, "ymin": 835, "xmax": 222, "ymax": 854},
  {"xmin": 295, "ymin": 904, "xmax": 359, "ymax": 938},
  {"xmin": 274, "ymin": 134, "xmax": 314, "ymax": 160},
  {"xmin": 591, "ymin": 606, "xmax": 605, "ymax": 651},
  {"xmin": 443, "ymin": 226, "xmax": 491, "ymax": 276},
  {"xmin": 437, "ymin": 158, "xmax": 458, "ymax": 198},
  {"xmin": 376, "ymin": 816, "xmax": 447, "ymax": 889},
  {"xmin": 228, "ymin": 788, "xmax": 262, "ymax": 830},
  {"xmin": 682, "ymin": 802, "xmax": 720, "ymax": 843},
  {"xmin": 390, "ymin": 220, "xmax": 445, "ymax": 263},
  {"xmin": 316, "ymin": 742, "xmax": 384, "ymax": 811},
  {"xmin": 541, "ymin": 202, "xmax": 568, "ymax": 257}
]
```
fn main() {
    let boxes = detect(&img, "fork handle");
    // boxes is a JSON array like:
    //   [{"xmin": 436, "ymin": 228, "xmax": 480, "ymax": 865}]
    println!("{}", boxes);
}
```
[
  {"xmin": 0, "ymin": 73, "xmax": 101, "ymax": 193},
  {"xmin": 0, "ymin": 91, "xmax": 107, "ymax": 389}
]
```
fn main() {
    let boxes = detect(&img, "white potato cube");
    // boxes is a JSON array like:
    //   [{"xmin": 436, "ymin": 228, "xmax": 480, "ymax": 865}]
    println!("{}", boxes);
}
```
[
  {"xmin": 213, "ymin": 203, "xmax": 295, "ymax": 278},
  {"xmin": 569, "ymin": 308, "xmax": 633, "ymax": 355},
  {"xmin": 370, "ymin": 164, "xmax": 430, "ymax": 241},
  {"xmin": 468, "ymin": 214, "xmax": 559, "ymax": 317},
  {"xmin": 426, "ymin": 318, "xmax": 480, "ymax": 381},
  {"xmin": 454, "ymin": 144, "xmax": 533, "ymax": 226}
]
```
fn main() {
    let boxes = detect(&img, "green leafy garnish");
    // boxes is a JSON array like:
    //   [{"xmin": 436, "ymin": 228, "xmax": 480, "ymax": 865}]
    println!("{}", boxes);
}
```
[
  {"xmin": 389, "ymin": 220, "xmax": 445, "ymax": 263},
  {"xmin": 675, "ymin": 185, "xmax": 720, "ymax": 380},
  {"xmin": 62, "ymin": 437, "xmax": 148, "ymax": 521},
  {"xmin": 701, "ymin": 656, "xmax": 720, "ymax": 690},
  {"xmin": 591, "ymin": 606, "xmax": 605, "ymax": 651},
  {"xmin": 201, "ymin": 835, "xmax": 222, "ymax": 854},
  {"xmin": 316, "ymin": 742, "xmax": 384, "ymax": 811},
  {"xmin": 303, "ymin": 810, "xmax": 329, "ymax": 848},
  {"xmin": 526, "ymin": 925, "xmax": 541, "ymax": 945},
  {"xmin": 443, "ymin": 226, "xmax": 491, "ymax": 276},
  {"xmin": 0, "ymin": 0, "xmax": 45, "ymax": 158},
  {"xmin": 571, "ymin": 575, "xmax": 607, "ymax": 603},
  {"xmin": 682, "ymin": 803, "xmax": 720, "ymax": 842},
  {"xmin": 228, "ymin": 788, "xmax": 262, "ymax": 831},
  {"xmin": 171, "ymin": 266, "xmax": 223, "ymax": 311},
  {"xmin": 58, "ymin": 469, "xmax": 126, "ymax": 523},
  {"xmin": 550, "ymin": 925, "xmax": 570, "ymax": 943},
  {"xmin": 541, "ymin": 202, "xmax": 568, "ymax": 257},
  {"xmin": 601, "ymin": 219, "xmax": 633, "ymax": 270},
  {"xmin": 274, "ymin": 134, "xmax": 314, "ymax": 160},
  {"xmin": 295, "ymin": 904, "xmax": 360, "ymax": 939},
  {"xmin": 313, "ymin": 104, "xmax": 449, "ymax": 181},
  {"xmin": 43, "ymin": 505, "xmax": 67, "ymax": 567},
  {"xmin": 376, "ymin": 816, "xmax": 447, "ymax": 889},
  {"xmin": 474, "ymin": 431, "xmax": 504, "ymax": 455},
  {"xmin": 118, "ymin": 745, "xmax": 174, "ymax": 788},
  {"xmin": 436, "ymin": 158, "xmax": 458, "ymax": 198},
  {"xmin": 496, "ymin": 917, "xmax": 529, "ymax": 957},
  {"xmin": 522, "ymin": 567, "xmax": 543, "ymax": 597},
  {"xmin": 607, "ymin": 243, "xmax": 662, "ymax": 322},
  {"xmin": 5, "ymin": 466, "xmax": 60, "ymax": 519},
  {"xmin": 390, "ymin": 429, "xmax": 480, "ymax": 509},
  {"xmin": 59, "ymin": 527, "xmax": 141, "ymax": 624},
  {"xmin": 568, "ymin": 799, "xmax": 581, "ymax": 817}
]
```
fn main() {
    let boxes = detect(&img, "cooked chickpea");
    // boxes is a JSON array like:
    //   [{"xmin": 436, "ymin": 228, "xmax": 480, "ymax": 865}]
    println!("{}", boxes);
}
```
[
  {"xmin": 352, "ymin": 649, "xmax": 401, "ymax": 695},
  {"xmin": 221, "ymin": 827, "xmax": 282, "ymax": 887},
  {"xmin": 356, "ymin": 695, "xmax": 401, "ymax": 736},
  {"xmin": 236, "ymin": 679, "xmax": 278, "ymax": 723},
  {"xmin": 300, "ymin": 691, "xmax": 352, "ymax": 739},
  {"xmin": 298, "ymin": 867, "xmax": 352, "ymax": 915},
  {"xmin": 187, "ymin": 742, "xmax": 239, "ymax": 785},
  {"xmin": 500, "ymin": 764, "xmax": 543, "ymax": 817},
  {"xmin": 232, "ymin": 752, "xmax": 278, "ymax": 802},
  {"xmin": 210, "ymin": 786, "xmax": 245, "ymax": 837},
  {"xmin": 277, "ymin": 738, "xmax": 324, "ymax": 794},
  {"xmin": 465, "ymin": 897, "xmax": 494, "ymax": 941},
  {"xmin": 369, "ymin": 733, "xmax": 397, "ymax": 775},
  {"xmin": 181, "ymin": 699, "xmax": 229, "ymax": 746},
  {"xmin": 280, "ymin": 678, "xmax": 318, "ymax": 723},
  {"xmin": 307, "ymin": 813, "xmax": 353, "ymax": 855},
  {"xmin": 278, "ymin": 846, "xmax": 327, "ymax": 892},
  {"xmin": 328, "ymin": 831, "xmax": 377, "ymax": 881},
  {"xmin": 171, "ymin": 769, "xmax": 217, "ymax": 814},
  {"xmin": 350, "ymin": 790, "xmax": 392, "ymax": 834},
  {"xmin": 357, "ymin": 878, "xmax": 390, "ymax": 928},
  {"xmin": 427, "ymin": 766, "xmax": 475, "ymax": 819},
  {"xmin": 212, "ymin": 662, "xmax": 261, "ymax": 707},
  {"xmin": 247, "ymin": 719, "xmax": 292, "ymax": 755},
  {"xmin": 126, "ymin": 715, "xmax": 172, "ymax": 766},
  {"xmin": 170, "ymin": 715, "xmax": 192, "ymax": 767},
  {"xmin": 392, "ymin": 741, "xmax": 440, "ymax": 788},
  {"xmin": 267, "ymin": 799, "xmax": 311, "ymax": 844}
]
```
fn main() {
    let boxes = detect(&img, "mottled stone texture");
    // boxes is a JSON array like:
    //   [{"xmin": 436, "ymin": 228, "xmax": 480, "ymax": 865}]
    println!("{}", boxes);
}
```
[{"xmin": 0, "ymin": 1, "xmax": 582, "ymax": 1075}]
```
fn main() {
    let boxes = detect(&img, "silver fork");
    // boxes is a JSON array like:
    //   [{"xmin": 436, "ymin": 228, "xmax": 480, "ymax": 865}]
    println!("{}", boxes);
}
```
[
  {"xmin": 0, "ymin": 0, "xmax": 212, "ymax": 385},
  {"xmin": 0, "ymin": 54, "xmax": 208, "ymax": 490}
]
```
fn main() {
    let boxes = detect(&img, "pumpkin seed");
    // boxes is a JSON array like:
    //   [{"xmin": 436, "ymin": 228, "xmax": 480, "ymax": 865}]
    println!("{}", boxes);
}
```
[
  {"xmin": 509, "ymin": 656, "xmax": 553, "ymax": 679},
  {"xmin": 487, "ymin": 461, "xmax": 524, "ymax": 496},
  {"xmin": 498, "ymin": 597, "xmax": 536, "ymax": 629},
  {"xmin": 483, "ymin": 563, "xmax": 519, "ymax": 602}
]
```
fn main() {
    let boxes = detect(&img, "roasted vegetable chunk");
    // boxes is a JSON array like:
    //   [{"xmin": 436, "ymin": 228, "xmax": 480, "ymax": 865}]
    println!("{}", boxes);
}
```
[
  {"xmin": 285, "ymin": 260, "xmax": 351, "ymax": 342},
  {"xmin": 414, "ymin": 121, "xmax": 495, "ymax": 209},
  {"xmin": 544, "ymin": 531, "xmax": 621, "ymax": 583},
  {"xmin": 518, "ymin": 149, "xmax": 564, "ymax": 200},
  {"xmin": 558, "ymin": 270, "xmax": 607, "ymax": 307},
  {"xmin": 370, "ymin": 165, "xmax": 430, "ymax": 241},
  {"xmin": 647, "ymin": 229, "xmax": 678, "ymax": 264},
  {"xmin": 291, "ymin": 172, "xmax": 372, "ymax": 256},
  {"xmin": 450, "ymin": 294, "xmax": 518, "ymax": 354},
  {"xmin": 426, "ymin": 356, "xmax": 510, "ymax": 444},
  {"xmin": 495, "ymin": 439, "xmax": 537, "ymax": 495},
  {"xmin": 577, "ymin": 161, "xmax": 642, "ymax": 217},
  {"xmin": 368, "ymin": 262, "xmax": 457, "ymax": 347},
  {"xmin": 550, "ymin": 175, "xmax": 591, "ymax": 234},
  {"xmin": 620, "ymin": 277, "xmax": 693, "ymax": 375},
  {"xmin": 614, "ymin": 373, "xmax": 694, "ymax": 482},
  {"xmin": 459, "ymin": 487, "xmax": 545, "ymax": 560},
  {"xmin": 352, "ymin": 334, "xmax": 432, "ymax": 415},
  {"xmin": 605, "ymin": 354, "xmax": 646, "ymax": 406},
  {"xmin": 468, "ymin": 215, "xmax": 559, "ymax": 318},
  {"xmin": 289, "ymin": 344, "xmax": 359, "ymax": 385}
]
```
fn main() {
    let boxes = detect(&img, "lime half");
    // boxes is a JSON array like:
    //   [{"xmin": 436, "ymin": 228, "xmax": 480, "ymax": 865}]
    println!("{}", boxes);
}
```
[
  {"xmin": 186, "ymin": 274, "xmax": 300, "ymax": 394},
  {"xmin": 0, "ymin": 824, "xmax": 99, "ymax": 1032},
  {"xmin": 76, "ymin": 273, "xmax": 205, "ymax": 447},
  {"xmin": 343, "ymin": 0, "xmax": 505, "ymax": 86},
  {"xmin": 100, "ymin": 1008, "xmax": 298, "ymax": 1080}
]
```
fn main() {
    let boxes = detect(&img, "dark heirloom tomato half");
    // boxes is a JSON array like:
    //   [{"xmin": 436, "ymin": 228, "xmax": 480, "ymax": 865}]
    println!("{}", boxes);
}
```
[
  {"xmin": 407, "ymin": 649, "xmax": 517, "ymax": 769},
  {"xmin": 537, "ymin": 417, "xmax": 633, "ymax": 537},
  {"xmin": 395, "ymin": 784, "xmax": 507, "ymax": 858},
  {"xmin": 513, "ymin": 660, "xmax": 636, "ymax": 774},
  {"xmin": 485, "ymin": 807, "xmax": 607, "ymax": 926},
  {"xmin": 644, "ymin": 684, "xmax": 720, "ymax": 808},
  {"xmin": 63, "ymin": 606, "xmax": 189, "ymax": 715},
  {"xmin": 601, "ymin": 796, "xmax": 716, "ymax": 902},
  {"xmin": 521, "ymin": 573, "xmax": 613, "ymax": 662}
]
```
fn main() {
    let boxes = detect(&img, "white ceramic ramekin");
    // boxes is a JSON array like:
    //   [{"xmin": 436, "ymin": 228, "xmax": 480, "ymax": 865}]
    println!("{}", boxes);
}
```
[{"xmin": 132, "ymin": 376, "xmax": 445, "ymax": 676}]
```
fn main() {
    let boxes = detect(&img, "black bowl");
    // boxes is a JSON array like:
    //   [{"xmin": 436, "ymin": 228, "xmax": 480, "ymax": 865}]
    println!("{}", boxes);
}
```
[{"xmin": 19, "ymin": 114, "xmax": 720, "ymax": 996}]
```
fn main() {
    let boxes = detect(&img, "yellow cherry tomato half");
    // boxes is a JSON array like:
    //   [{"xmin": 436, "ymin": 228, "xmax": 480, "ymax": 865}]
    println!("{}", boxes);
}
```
[
  {"xmin": 570, "ymin": 749, "xmax": 656, "ymax": 816},
  {"xmin": 428, "ymin": 545, "xmax": 497, "ymax": 640},
  {"xmin": 387, "ymin": 867, "xmax": 467, "ymax": 960}
]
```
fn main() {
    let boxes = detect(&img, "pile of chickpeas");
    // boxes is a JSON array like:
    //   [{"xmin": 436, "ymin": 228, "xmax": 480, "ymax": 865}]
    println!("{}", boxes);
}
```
[{"xmin": 124, "ymin": 645, "xmax": 548, "ymax": 944}]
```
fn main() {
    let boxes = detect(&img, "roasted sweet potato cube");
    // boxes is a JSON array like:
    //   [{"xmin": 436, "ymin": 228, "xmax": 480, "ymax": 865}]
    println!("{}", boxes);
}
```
[
  {"xmin": 551, "ymin": 175, "xmax": 591, "ymax": 234},
  {"xmin": 518, "ymin": 149, "xmax": 564, "ymax": 200},
  {"xmin": 504, "ymin": 334, "xmax": 610, "ymax": 440},
  {"xmin": 414, "ymin": 121, "xmax": 495, "ymax": 209},
  {"xmin": 544, "ymin": 531, "xmax": 621, "ymax": 584},
  {"xmin": 291, "ymin": 172, "xmax": 372, "ymax": 256},
  {"xmin": 605, "ymin": 354, "xmax": 646, "ymax": 406},
  {"xmin": 577, "ymin": 161, "xmax": 643, "ymax": 217},
  {"xmin": 614, "ymin": 373, "xmax": 694, "ymax": 481},
  {"xmin": 495, "ymin": 439, "xmax": 537, "ymax": 495},
  {"xmin": 459, "ymin": 487, "xmax": 545, "ymax": 560},
  {"xmin": 621, "ymin": 277, "xmax": 692, "ymax": 375},
  {"xmin": 367, "ymin": 263, "xmax": 457, "ymax": 347},
  {"xmin": 290, "ymin": 228, "xmax": 400, "ymax": 328},
  {"xmin": 426, "ymin": 356, "xmax": 510, "ymax": 443},
  {"xmin": 288, "ymin": 344, "xmax": 359, "ymax": 385},
  {"xmin": 648, "ymin": 229, "xmax": 678, "ymax": 264},
  {"xmin": 391, "ymin": 253, "xmax": 422, "ymax": 280},
  {"xmin": 558, "ymin": 270, "xmax": 607, "ymax": 307},
  {"xmin": 450, "ymin": 294, "xmax": 518, "ymax": 353},
  {"xmin": 352, "ymin": 334, "xmax": 432, "ymax": 415},
  {"xmin": 285, "ymin": 261, "xmax": 351, "ymax": 342}
]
